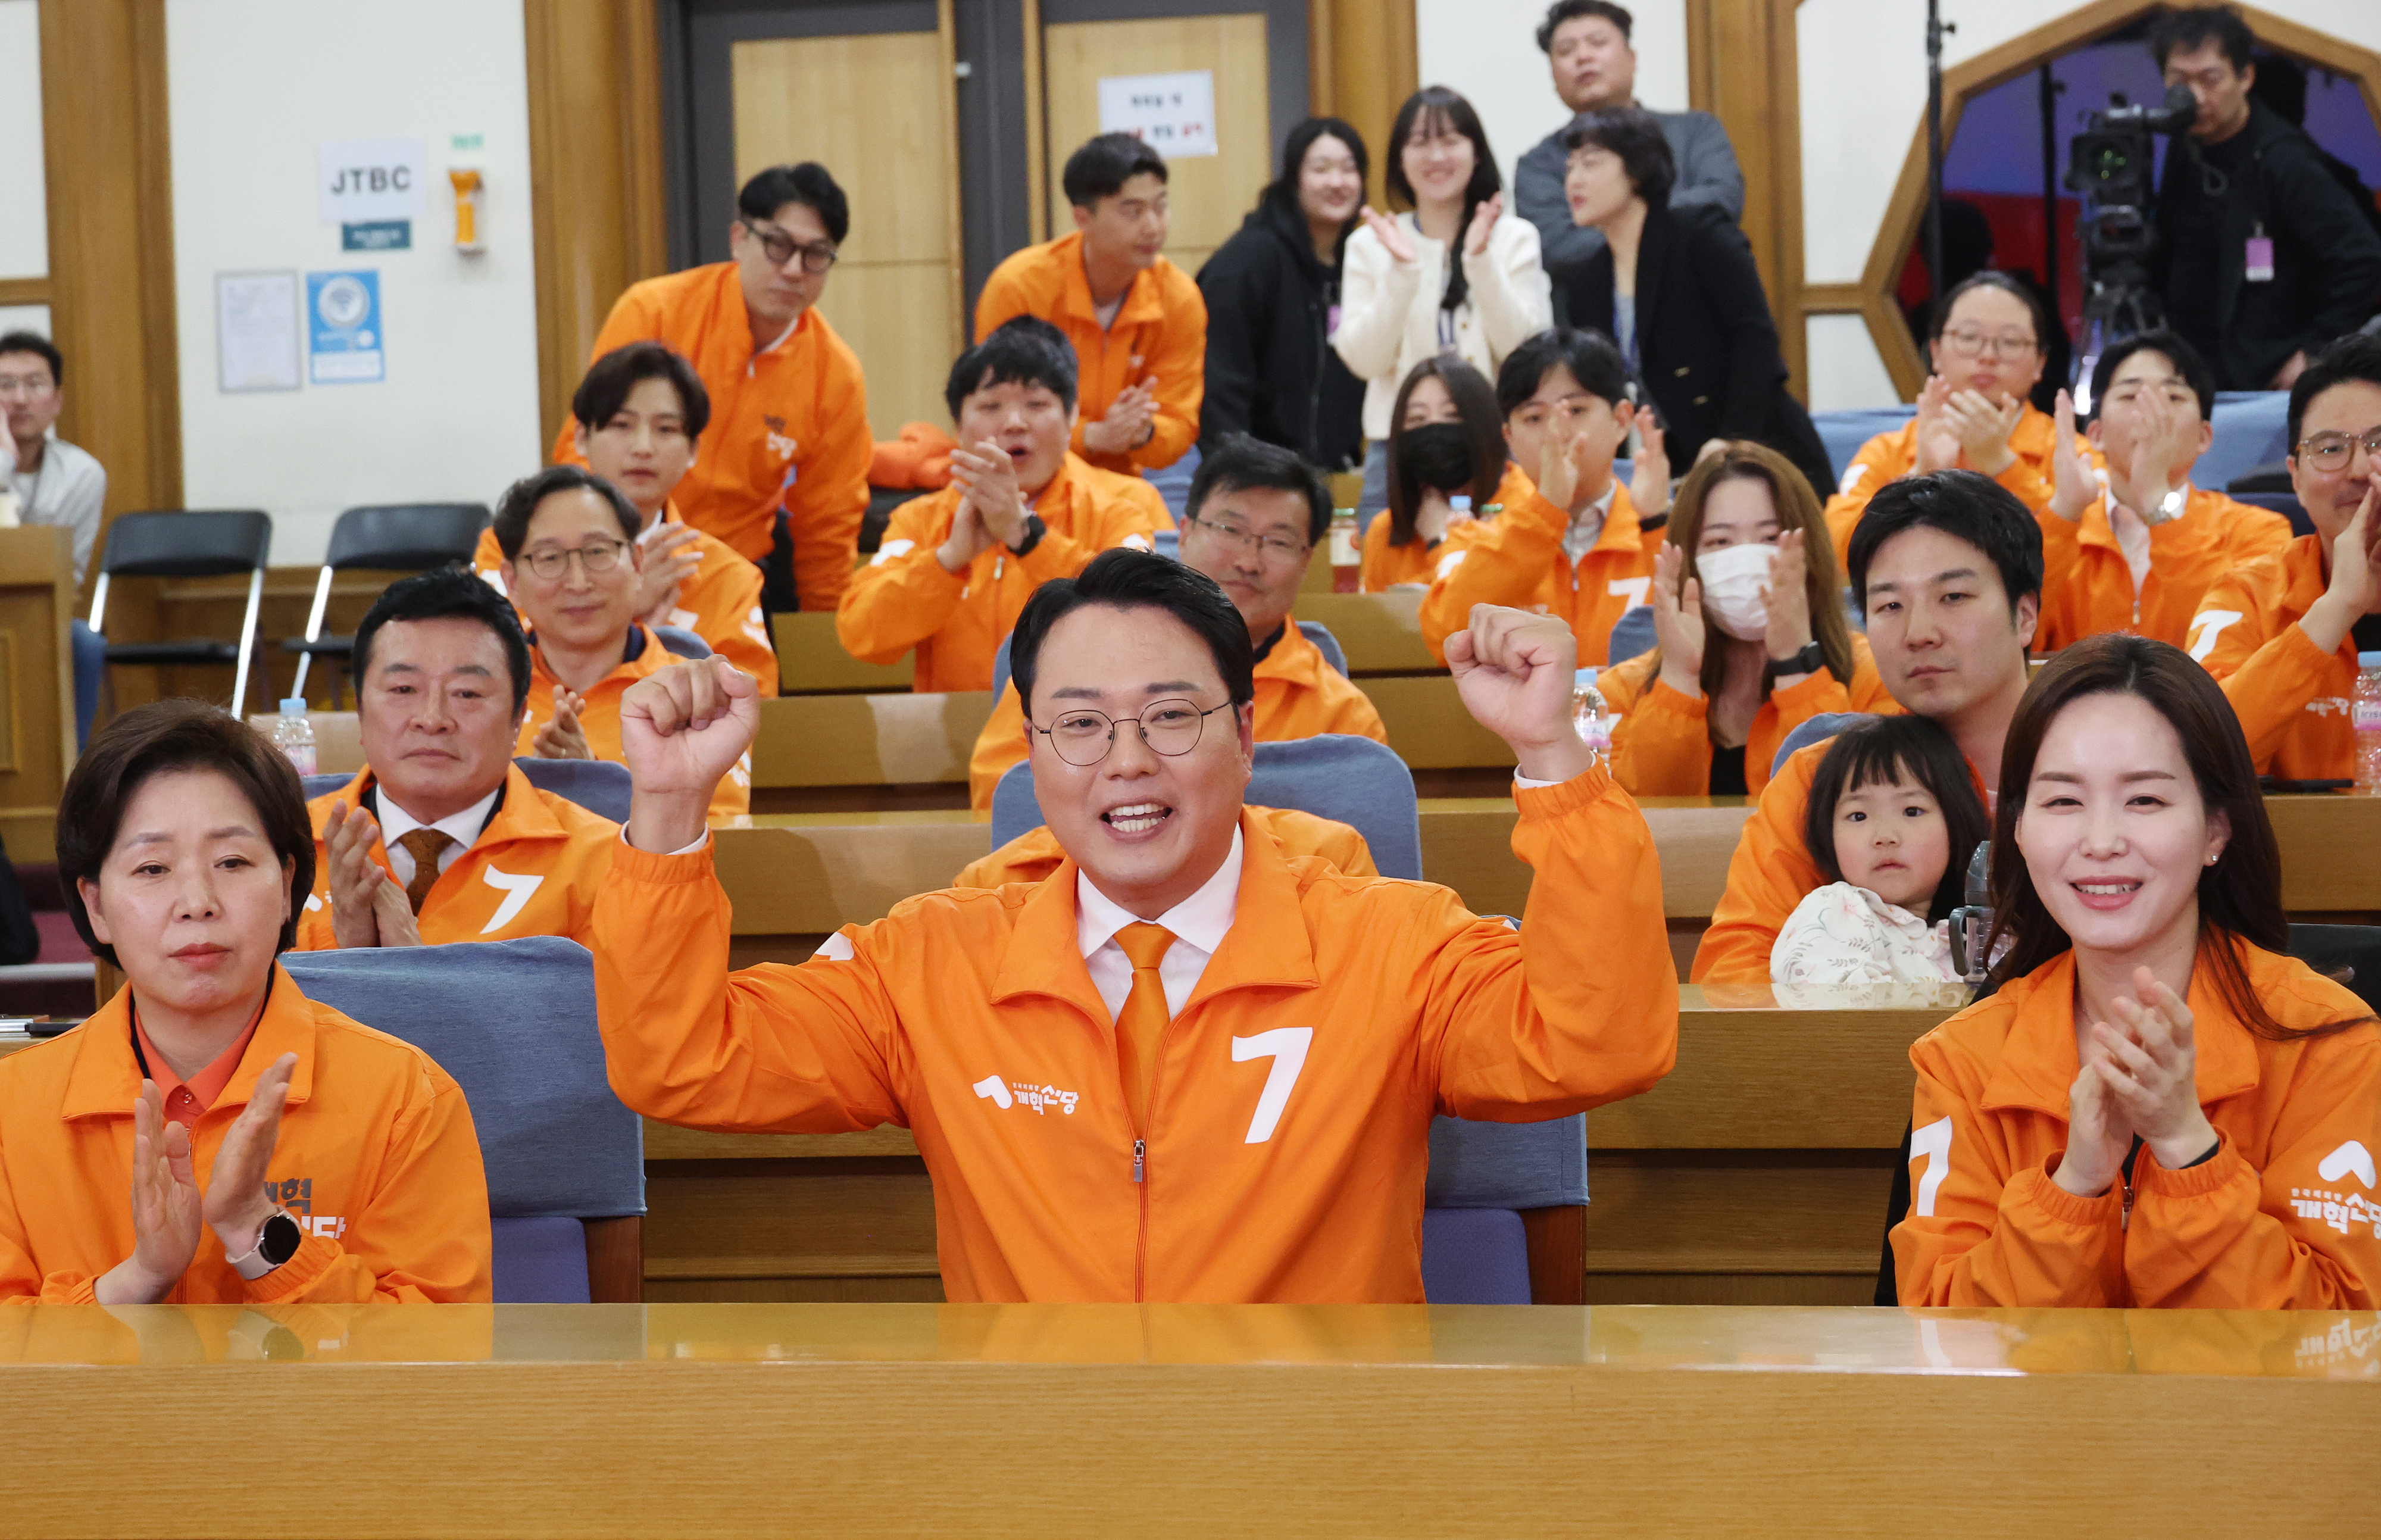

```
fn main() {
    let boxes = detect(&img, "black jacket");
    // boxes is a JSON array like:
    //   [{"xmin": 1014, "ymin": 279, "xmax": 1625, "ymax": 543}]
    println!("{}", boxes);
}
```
[
  {"xmin": 2152, "ymin": 101, "xmax": 2381, "ymax": 390},
  {"xmin": 1563, "ymin": 201, "xmax": 1834, "ymax": 499},
  {"xmin": 1195, "ymin": 198, "xmax": 1366, "ymax": 470}
]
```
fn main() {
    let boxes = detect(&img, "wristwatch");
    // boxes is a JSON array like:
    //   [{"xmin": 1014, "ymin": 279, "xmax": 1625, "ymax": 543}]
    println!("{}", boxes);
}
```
[
  {"xmin": 226, "ymin": 1208, "xmax": 304, "ymax": 1280},
  {"xmin": 1764, "ymin": 641, "xmax": 1826, "ymax": 684},
  {"xmin": 1008, "ymin": 513, "xmax": 1048, "ymax": 559},
  {"xmin": 2139, "ymin": 486, "xmax": 2188, "ymax": 524}
]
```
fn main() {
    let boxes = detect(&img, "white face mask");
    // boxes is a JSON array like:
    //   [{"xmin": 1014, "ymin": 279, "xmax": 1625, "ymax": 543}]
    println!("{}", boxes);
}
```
[{"xmin": 1695, "ymin": 541, "xmax": 1778, "ymax": 642}]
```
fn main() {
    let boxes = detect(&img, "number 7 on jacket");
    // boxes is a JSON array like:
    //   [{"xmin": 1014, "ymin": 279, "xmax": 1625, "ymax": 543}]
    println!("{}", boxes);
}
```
[{"xmin": 1230, "ymin": 1029, "xmax": 1313, "ymax": 1144}]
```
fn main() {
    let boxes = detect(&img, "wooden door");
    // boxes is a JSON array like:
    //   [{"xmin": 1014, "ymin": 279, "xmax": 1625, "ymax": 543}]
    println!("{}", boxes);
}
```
[
  {"xmin": 1039, "ymin": 14, "xmax": 1270, "ymax": 276},
  {"xmin": 730, "ymin": 29, "xmax": 964, "ymax": 440}
]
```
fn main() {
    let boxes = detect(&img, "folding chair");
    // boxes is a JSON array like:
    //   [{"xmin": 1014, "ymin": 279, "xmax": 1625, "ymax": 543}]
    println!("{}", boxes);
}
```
[
  {"xmin": 285, "ymin": 504, "xmax": 489, "ymax": 700},
  {"xmin": 88, "ymin": 510, "xmax": 273, "ymax": 717},
  {"xmin": 283, "ymin": 936, "xmax": 645, "ymax": 1302}
]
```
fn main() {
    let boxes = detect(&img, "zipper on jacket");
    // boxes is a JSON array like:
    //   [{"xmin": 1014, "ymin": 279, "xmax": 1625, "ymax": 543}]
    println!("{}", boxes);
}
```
[
  {"xmin": 1130, "ymin": 1010, "xmax": 1188, "ymax": 1302},
  {"xmin": 1132, "ymin": 1139, "xmax": 1145, "ymax": 1183},
  {"xmin": 2120, "ymin": 1135, "xmax": 2144, "ymax": 1232}
]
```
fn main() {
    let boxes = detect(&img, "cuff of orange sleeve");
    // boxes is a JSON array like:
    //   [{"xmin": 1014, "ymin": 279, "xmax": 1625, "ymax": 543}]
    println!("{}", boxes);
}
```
[
  {"xmin": 2133, "ymin": 1133, "xmax": 2242, "ymax": 1199},
  {"xmin": 2016, "ymin": 1156, "xmax": 2121, "ymax": 1228},
  {"xmin": 612, "ymin": 832, "xmax": 718, "ymax": 881},
  {"xmin": 244, "ymin": 1230, "xmax": 339, "ymax": 1305},
  {"xmin": 1514, "ymin": 759, "xmax": 1617, "ymax": 814}
]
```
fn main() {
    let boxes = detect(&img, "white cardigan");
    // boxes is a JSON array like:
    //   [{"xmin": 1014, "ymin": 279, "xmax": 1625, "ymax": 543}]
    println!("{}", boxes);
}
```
[{"xmin": 1332, "ymin": 211, "xmax": 1552, "ymax": 441}]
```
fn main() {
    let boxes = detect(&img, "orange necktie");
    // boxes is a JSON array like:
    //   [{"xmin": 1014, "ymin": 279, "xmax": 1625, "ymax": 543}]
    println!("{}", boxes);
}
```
[
  {"xmin": 1113, "ymin": 921, "xmax": 1176, "ymax": 1132},
  {"xmin": 396, "ymin": 827, "xmax": 454, "ymax": 915}
]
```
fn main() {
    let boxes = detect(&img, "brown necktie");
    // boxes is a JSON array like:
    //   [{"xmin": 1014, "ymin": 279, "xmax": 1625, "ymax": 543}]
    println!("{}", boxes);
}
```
[
  {"xmin": 1113, "ymin": 922, "xmax": 1177, "ymax": 1133},
  {"xmin": 396, "ymin": 828, "xmax": 454, "ymax": 915}
]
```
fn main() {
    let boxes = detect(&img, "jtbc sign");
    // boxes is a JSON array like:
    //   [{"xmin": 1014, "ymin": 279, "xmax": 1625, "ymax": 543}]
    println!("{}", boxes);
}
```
[{"xmin": 319, "ymin": 138, "xmax": 427, "ymax": 224}]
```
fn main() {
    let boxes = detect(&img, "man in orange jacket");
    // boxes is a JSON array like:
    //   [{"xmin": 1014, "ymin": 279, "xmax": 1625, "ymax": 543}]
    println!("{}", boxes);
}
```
[
  {"xmin": 501, "ymin": 466, "xmax": 749, "ymax": 824},
  {"xmin": 593, "ymin": 549, "xmax": 1677, "ymax": 1303},
  {"xmin": 975, "ymin": 134, "xmax": 1206, "ymax": 477},
  {"xmin": 2188, "ymin": 332, "xmax": 2381, "ymax": 781},
  {"xmin": 1418, "ymin": 328, "xmax": 1668, "ymax": 665},
  {"xmin": 838, "ymin": 318, "xmax": 1171, "ymax": 693},
  {"xmin": 296, "ymin": 567, "xmax": 620, "ymax": 951},
  {"xmin": 0, "ymin": 700, "xmax": 491, "ymax": 1305},
  {"xmin": 1692, "ymin": 470, "xmax": 2038, "ymax": 985},
  {"xmin": 491, "ymin": 343, "xmax": 776, "ymax": 693},
  {"xmin": 1821, "ymin": 273, "xmax": 2083, "ymax": 568},
  {"xmin": 563, "ymin": 163, "xmax": 870, "ymax": 612},
  {"xmin": 967, "ymin": 433, "xmax": 1386, "ymax": 808},
  {"xmin": 2035, "ymin": 329, "xmax": 2291, "ymax": 651}
]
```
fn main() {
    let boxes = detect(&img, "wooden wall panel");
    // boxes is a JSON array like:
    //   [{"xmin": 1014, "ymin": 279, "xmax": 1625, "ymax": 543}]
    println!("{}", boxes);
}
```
[
  {"xmin": 1308, "ymin": 0, "xmax": 1416, "ymax": 211},
  {"xmin": 1686, "ymin": 0, "xmax": 1806, "ymax": 396},
  {"xmin": 524, "ymin": 0, "xmax": 669, "ymax": 451}
]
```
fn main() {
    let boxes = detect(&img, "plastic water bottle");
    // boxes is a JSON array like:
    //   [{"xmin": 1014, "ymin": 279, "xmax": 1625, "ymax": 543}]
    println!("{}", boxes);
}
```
[
  {"xmin": 270, "ymin": 697, "xmax": 317, "ymax": 776},
  {"xmin": 1328, "ymin": 507, "xmax": 1359, "ymax": 593},
  {"xmin": 1570, "ymin": 667, "xmax": 1610, "ymax": 761},
  {"xmin": 2357, "ymin": 651, "xmax": 2381, "ymax": 795}
]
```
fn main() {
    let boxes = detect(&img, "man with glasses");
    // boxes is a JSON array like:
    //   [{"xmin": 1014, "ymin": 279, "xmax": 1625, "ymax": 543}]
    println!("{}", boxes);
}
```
[
  {"xmin": 963, "ymin": 432, "xmax": 1386, "ymax": 821},
  {"xmin": 1821, "ymin": 273, "xmax": 2082, "ymax": 568},
  {"xmin": 483, "ymin": 343, "xmax": 776, "ymax": 694},
  {"xmin": 0, "ymin": 331, "xmax": 104, "ymax": 585},
  {"xmin": 499, "ymin": 465, "xmax": 750, "ymax": 824},
  {"xmin": 589, "ymin": 551, "xmax": 1677, "ymax": 1302},
  {"xmin": 839, "ymin": 318, "xmax": 1170, "ymax": 693},
  {"xmin": 2035, "ymin": 327, "xmax": 2290, "ymax": 651},
  {"xmin": 976, "ymin": 133, "xmax": 1207, "ymax": 478},
  {"xmin": 562, "ymin": 163, "xmax": 870, "ymax": 614},
  {"xmin": 1419, "ymin": 327, "xmax": 1666, "ymax": 665},
  {"xmin": 2189, "ymin": 332, "xmax": 2381, "ymax": 780},
  {"xmin": 2147, "ymin": 5, "xmax": 2381, "ymax": 391}
]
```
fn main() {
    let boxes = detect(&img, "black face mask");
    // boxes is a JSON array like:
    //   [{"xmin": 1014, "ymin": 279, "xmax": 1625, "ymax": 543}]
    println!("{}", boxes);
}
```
[{"xmin": 1398, "ymin": 422, "xmax": 1477, "ymax": 499}]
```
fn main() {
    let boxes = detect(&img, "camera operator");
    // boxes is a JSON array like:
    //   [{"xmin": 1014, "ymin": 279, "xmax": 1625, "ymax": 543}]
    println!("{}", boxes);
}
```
[{"xmin": 2148, "ymin": 5, "xmax": 2381, "ymax": 391}]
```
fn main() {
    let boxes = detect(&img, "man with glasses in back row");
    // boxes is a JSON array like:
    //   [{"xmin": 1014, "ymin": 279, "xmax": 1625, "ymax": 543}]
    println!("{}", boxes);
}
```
[{"xmin": 563, "ymin": 163, "xmax": 871, "ymax": 618}]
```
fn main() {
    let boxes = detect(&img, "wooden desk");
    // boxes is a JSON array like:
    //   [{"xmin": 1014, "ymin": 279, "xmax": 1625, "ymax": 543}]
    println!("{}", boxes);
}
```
[
  {"xmin": 770, "ymin": 611, "xmax": 914, "ymax": 694},
  {"xmin": 635, "ymin": 987, "xmax": 1959, "ymax": 1308},
  {"xmin": 1295, "ymin": 589, "xmax": 1442, "ymax": 675},
  {"xmin": 0, "ymin": 527, "xmax": 78, "ymax": 864},
  {"xmin": 5, "ymin": 1303, "xmax": 2369, "ymax": 1538},
  {"xmin": 749, "ymin": 692, "xmax": 995, "ymax": 812}
]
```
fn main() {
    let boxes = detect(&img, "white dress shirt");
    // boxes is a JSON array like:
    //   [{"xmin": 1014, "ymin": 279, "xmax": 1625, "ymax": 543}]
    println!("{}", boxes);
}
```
[
  {"xmin": 1561, "ymin": 483, "xmax": 1616, "ymax": 565},
  {"xmin": 376, "ymin": 784, "xmax": 501, "ymax": 887},
  {"xmin": 1074, "ymin": 828, "xmax": 1243, "ymax": 1021}
]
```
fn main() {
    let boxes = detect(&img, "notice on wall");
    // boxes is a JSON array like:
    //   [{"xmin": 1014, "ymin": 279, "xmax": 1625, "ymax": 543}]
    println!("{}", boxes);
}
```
[
  {"xmin": 214, "ymin": 270, "xmax": 300, "ymax": 393},
  {"xmin": 319, "ymin": 138, "xmax": 427, "ymax": 224},
  {"xmin": 307, "ymin": 270, "xmax": 384, "ymax": 385},
  {"xmin": 1096, "ymin": 70, "xmax": 1216, "ymax": 158}
]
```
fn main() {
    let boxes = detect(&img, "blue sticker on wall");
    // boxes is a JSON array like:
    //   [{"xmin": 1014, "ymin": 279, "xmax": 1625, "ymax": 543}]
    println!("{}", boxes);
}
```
[{"xmin": 307, "ymin": 270, "xmax": 383, "ymax": 384}]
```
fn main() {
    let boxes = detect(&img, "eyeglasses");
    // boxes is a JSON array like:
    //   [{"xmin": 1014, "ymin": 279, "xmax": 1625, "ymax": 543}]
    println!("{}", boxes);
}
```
[
  {"xmin": 518, "ymin": 539, "xmax": 629, "ymax": 580},
  {"xmin": 2296, "ymin": 428, "xmax": 2381, "ymax": 474},
  {"xmin": 1185, "ymin": 515, "xmax": 1309, "ymax": 564},
  {"xmin": 0, "ymin": 373, "xmax": 55, "ymax": 399},
  {"xmin": 1939, "ymin": 329, "xmax": 2040, "ymax": 360},
  {"xmin": 740, "ymin": 220, "xmax": 839, "ymax": 274},
  {"xmin": 1030, "ymin": 699, "xmax": 1236, "ymax": 767}
]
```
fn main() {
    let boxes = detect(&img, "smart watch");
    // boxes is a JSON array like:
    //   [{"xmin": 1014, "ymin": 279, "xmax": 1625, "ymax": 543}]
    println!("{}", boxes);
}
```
[
  {"xmin": 1009, "ymin": 513, "xmax": 1048, "ymax": 559},
  {"xmin": 227, "ymin": 1208, "xmax": 304, "ymax": 1280},
  {"xmin": 1763, "ymin": 641, "xmax": 1826, "ymax": 684}
]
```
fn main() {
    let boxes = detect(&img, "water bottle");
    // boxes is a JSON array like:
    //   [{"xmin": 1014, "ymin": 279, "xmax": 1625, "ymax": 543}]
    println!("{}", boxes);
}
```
[
  {"xmin": 2358, "ymin": 652, "xmax": 2381, "ymax": 795},
  {"xmin": 1328, "ymin": 507, "xmax": 1359, "ymax": 593},
  {"xmin": 1570, "ymin": 667, "xmax": 1610, "ymax": 761},
  {"xmin": 270, "ymin": 697, "xmax": 317, "ymax": 776},
  {"xmin": 1448, "ymin": 493, "xmax": 1473, "ymax": 524}
]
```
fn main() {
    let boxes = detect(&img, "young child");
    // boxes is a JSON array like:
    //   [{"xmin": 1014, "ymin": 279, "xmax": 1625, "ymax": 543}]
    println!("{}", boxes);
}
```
[{"xmin": 1770, "ymin": 715, "xmax": 1989, "ymax": 987}]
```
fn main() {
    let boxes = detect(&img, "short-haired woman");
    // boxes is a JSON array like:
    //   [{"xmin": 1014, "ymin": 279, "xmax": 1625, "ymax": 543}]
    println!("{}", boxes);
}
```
[
  {"xmin": 1333, "ymin": 86, "xmax": 1551, "ymax": 526},
  {"xmin": 1558, "ymin": 106, "xmax": 1835, "ymax": 500},
  {"xmin": 0, "ymin": 702, "xmax": 491, "ymax": 1304},
  {"xmin": 1600, "ymin": 442, "xmax": 1892, "ymax": 796},
  {"xmin": 1894, "ymin": 635, "xmax": 2380, "ymax": 1308}
]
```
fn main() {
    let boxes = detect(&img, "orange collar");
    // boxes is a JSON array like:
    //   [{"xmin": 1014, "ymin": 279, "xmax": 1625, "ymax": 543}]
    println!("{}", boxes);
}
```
[{"xmin": 64, "ymin": 963, "xmax": 319, "ymax": 1123}]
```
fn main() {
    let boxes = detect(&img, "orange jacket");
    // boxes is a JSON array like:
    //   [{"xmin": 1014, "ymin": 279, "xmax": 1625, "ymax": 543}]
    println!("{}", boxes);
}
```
[
  {"xmin": 517, "ymin": 627, "xmax": 750, "ymax": 824},
  {"xmin": 965, "ymin": 615, "xmax": 1389, "ymax": 808},
  {"xmin": 838, "ymin": 453, "xmax": 1172, "ymax": 695},
  {"xmin": 955, "ymin": 805, "xmax": 1379, "ymax": 890},
  {"xmin": 973, "ymin": 233, "xmax": 1206, "ymax": 475},
  {"xmin": 0, "ymin": 967, "xmax": 493, "ymax": 1304},
  {"xmin": 1597, "ymin": 633, "xmax": 1896, "ymax": 798},
  {"xmin": 474, "ymin": 506, "xmax": 778, "ymax": 696},
  {"xmin": 1691, "ymin": 737, "xmax": 1989, "ymax": 986},
  {"xmin": 1892, "ymin": 941, "xmax": 2379, "ymax": 1308},
  {"xmin": 1417, "ymin": 477, "xmax": 1660, "ymax": 667},
  {"xmin": 2035, "ymin": 488, "xmax": 2292, "ymax": 652},
  {"xmin": 560, "ymin": 264, "xmax": 871, "ymax": 606},
  {"xmin": 2188, "ymin": 535, "xmax": 2358, "ymax": 781},
  {"xmin": 591, "ymin": 773, "xmax": 1677, "ymax": 1302},
  {"xmin": 1823, "ymin": 407, "xmax": 2077, "ymax": 569},
  {"xmin": 295, "ymin": 763, "xmax": 620, "ymax": 950},
  {"xmin": 1359, "ymin": 517, "xmax": 1441, "ymax": 591}
]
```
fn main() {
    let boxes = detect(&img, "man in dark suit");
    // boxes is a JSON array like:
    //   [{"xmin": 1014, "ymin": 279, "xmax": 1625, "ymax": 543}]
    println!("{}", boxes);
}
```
[{"xmin": 1514, "ymin": 1, "xmax": 1743, "ymax": 281}]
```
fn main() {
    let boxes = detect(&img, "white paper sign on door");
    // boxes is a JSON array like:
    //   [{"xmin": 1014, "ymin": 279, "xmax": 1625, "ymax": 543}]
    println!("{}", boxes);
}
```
[
  {"xmin": 319, "ymin": 139, "xmax": 427, "ymax": 223},
  {"xmin": 1095, "ymin": 70, "xmax": 1217, "ymax": 159}
]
